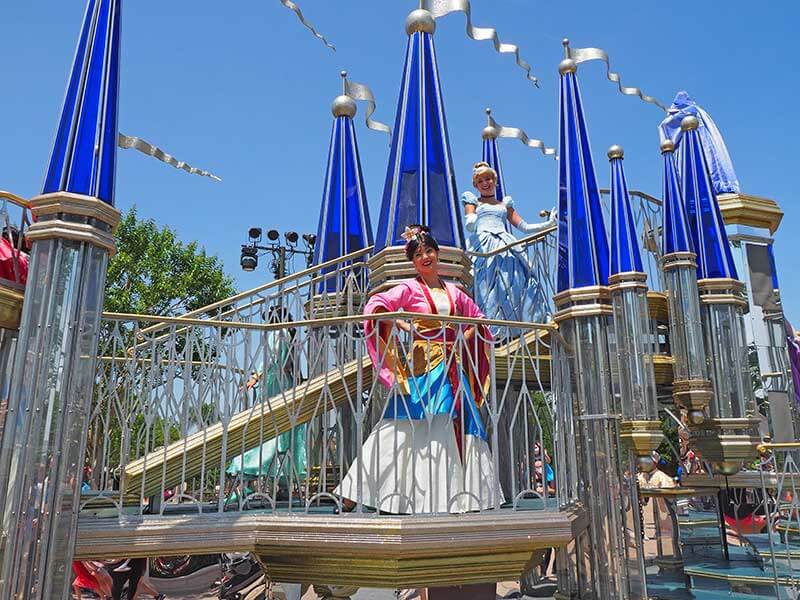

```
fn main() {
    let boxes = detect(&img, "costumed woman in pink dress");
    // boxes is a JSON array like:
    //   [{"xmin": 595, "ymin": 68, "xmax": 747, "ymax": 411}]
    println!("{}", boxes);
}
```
[{"xmin": 336, "ymin": 225, "xmax": 504, "ymax": 514}]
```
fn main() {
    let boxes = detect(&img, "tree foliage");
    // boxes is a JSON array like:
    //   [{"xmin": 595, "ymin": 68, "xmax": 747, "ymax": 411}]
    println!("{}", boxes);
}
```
[{"xmin": 104, "ymin": 206, "xmax": 236, "ymax": 316}]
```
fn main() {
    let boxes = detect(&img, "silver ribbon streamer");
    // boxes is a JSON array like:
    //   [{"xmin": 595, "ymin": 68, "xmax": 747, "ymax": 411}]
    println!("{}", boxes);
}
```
[
  {"xmin": 344, "ymin": 79, "xmax": 392, "ymax": 142},
  {"xmin": 279, "ymin": 0, "xmax": 336, "ymax": 52},
  {"xmin": 423, "ymin": 0, "xmax": 539, "ymax": 87},
  {"xmin": 118, "ymin": 134, "xmax": 222, "ymax": 182},
  {"xmin": 566, "ymin": 45, "xmax": 667, "ymax": 112},
  {"xmin": 488, "ymin": 114, "xmax": 557, "ymax": 159}
]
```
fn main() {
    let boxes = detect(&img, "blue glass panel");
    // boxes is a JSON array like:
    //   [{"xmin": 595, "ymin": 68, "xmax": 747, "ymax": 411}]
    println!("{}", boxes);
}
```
[
  {"xmin": 683, "ymin": 131, "xmax": 737, "ymax": 280},
  {"xmin": 375, "ymin": 37, "xmax": 413, "ymax": 250},
  {"xmin": 344, "ymin": 119, "xmax": 367, "ymax": 253},
  {"xmin": 422, "ymin": 34, "xmax": 459, "ymax": 248},
  {"xmin": 558, "ymin": 74, "xmax": 598, "ymax": 291},
  {"xmin": 556, "ymin": 75, "xmax": 571, "ymax": 293},
  {"xmin": 571, "ymin": 74, "xmax": 609, "ymax": 286},
  {"xmin": 661, "ymin": 151, "xmax": 693, "ymax": 256},
  {"xmin": 767, "ymin": 244, "xmax": 779, "ymax": 290},
  {"xmin": 44, "ymin": 0, "xmax": 99, "ymax": 194},
  {"xmin": 326, "ymin": 118, "xmax": 344, "ymax": 262},
  {"xmin": 96, "ymin": 0, "xmax": 120, "ymax": 205},
  {"xmin": 610, "ymin": 158, "xmax": 643, "ymax": 275},
  {"xmin": 313, "ymin": 118, "xmax": 338, "ymax": 267},
  {"xmin": 67, "ymin": 0, "xmax": 112, "ymax": 197},
  {"xmin": 391, "ymin": 33, "xmax": 422, "ymax": 246}
]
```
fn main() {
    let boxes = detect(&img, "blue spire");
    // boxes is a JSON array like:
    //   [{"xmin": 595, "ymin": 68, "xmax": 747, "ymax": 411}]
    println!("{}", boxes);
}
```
[
  {"xmin": 556, "ymin": 59, "xmax": 609, "ymax": 293},
  {"xmin": 374, "ymin": 11, "xmax": 463, "ymax": 251},
  {"xmin": 43, "ymin": 0, "xmax": 121, "ymax": 206},
  {"xmin": 481, "ymin": 109, "xmax": 511, "ymax": 233},
  {"xmin": 313, "ymin": 89, "xmax": 374, "ymax": 293},
  {"xmin": 660, "ymin": 140, "xmax": 694, "ymax": 257},
  {"xmin": 482, "ymin": 122, "xmax": 507, "ymax": 202},
  {"xmin": 608, "ymin": 146, "xmax": 643, "ymax": 276},
  {"xmin": 678, "ymin": 116, "xmax": 737, "ymax": 280}
]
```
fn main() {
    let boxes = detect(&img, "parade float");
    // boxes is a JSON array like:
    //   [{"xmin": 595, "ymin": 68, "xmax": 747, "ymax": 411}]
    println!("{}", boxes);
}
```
[{"xmin": 0, "ymin": 1, "xmax": 798, "ymax": 599}]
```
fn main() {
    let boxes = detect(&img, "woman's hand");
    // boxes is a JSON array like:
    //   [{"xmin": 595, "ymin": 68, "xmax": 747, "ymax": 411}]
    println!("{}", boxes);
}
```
[
  {"xmin": 394, "ymin": 319, "xmax": 412, "ymax": 333},
  {"xmin": 464, "ymin": 325, "xmax": 476, "ymax": 342}
]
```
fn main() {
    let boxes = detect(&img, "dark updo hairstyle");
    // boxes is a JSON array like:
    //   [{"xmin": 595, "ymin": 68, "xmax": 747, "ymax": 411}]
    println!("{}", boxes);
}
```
[{"xmin": 403, "ymin": 224, "xmax": 440, "ymax": 261}]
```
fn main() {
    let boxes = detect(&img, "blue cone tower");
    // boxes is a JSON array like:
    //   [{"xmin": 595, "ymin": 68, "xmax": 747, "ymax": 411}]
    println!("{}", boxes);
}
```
[
  {"xmin": 313, "ymin": 74, "xmax": 374, "ymax": 296},
  {"xmin": 369, "ymin": 8, "xmax": 469, "ymax": 291},
  {"xmin": 660, "ymin": 138, "xmax": 713, "ymax": 426},
  {"xmin": 552, "ymin": 41, "xmax": 645, "ymax": 599},
  {"xmin": 0, "ymin": 1, "xmax": 122, "ymax": 597},
  {"xmin": 481, "ymin": 108, "xmax": 511, "ymax": 233},
  {"xmin": 678, "ymin": 115, "xmax": 759, "ymax": 474},
  {"xmin": 607, "ymin": 145, "xmax": 661, "ymax": 463}
]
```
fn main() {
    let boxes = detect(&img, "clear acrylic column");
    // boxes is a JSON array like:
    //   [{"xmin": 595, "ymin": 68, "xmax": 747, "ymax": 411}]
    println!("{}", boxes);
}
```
[
  {"xmin": 553, "ymin": 289, "xmax": 634, "ymax": 599},
  {"xmin": 659, "ymin": 139, "xmax": 713, "ymax": 425},
  {"xmin": 0, "ymin": 195, "xmax": 119, "ymax": 599}
]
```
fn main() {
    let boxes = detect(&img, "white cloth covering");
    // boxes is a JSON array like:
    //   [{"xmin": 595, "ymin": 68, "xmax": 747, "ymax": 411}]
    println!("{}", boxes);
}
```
[{"xmin": 335, "ymin": 414, "xmax": 504, "ymax": 514}]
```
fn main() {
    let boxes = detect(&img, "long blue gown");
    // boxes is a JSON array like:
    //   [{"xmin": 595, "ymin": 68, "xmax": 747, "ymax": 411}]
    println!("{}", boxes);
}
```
[{"xmin": 462, "ymin": 194, "xmax": 548, "ymax": 330}]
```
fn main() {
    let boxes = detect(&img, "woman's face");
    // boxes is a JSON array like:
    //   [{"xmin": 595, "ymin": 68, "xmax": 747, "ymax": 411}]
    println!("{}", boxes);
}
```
[
  {"xmin": 474, "ymin": 172, "xmax": 496, "ymax": 197},
  {"xmin": 412, "ymin": 244, "xmax": 439, "ymax": 277}
]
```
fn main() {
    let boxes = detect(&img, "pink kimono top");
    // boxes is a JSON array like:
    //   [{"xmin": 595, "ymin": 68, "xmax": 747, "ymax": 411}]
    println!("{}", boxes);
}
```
[{"xmin": 363, "ymin": 277, "xmax": 492, "ymax": 410}]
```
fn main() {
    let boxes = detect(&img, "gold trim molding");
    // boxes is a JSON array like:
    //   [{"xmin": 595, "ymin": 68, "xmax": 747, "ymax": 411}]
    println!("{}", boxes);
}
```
[
  {"xmin": 0, "ymin": 285, "xmax": 24, "ymax": 329},
  {"xmin": 647, "ymin": 291, "xmax": 668, "ymax": 322},
  {"xmin": 661, "ymin": 251, "xmax": 697, "ymax": 271},
  {"xmin": 75, "ymin": 507, "xmax": 587, "ymax": 588},
  {"xmin": 27, "ymin": 192, "xmax": 121, "ymax": 256},
  {"xmin": 697, "ymin": 278, "xmax": 747, "ymax": 308},
  {"xmin": 608, "ymin": 271, "xmax": 648, "ymax": 292},
  {"xmin": 29, "ymin": 192, "xmax": 121, "ymax": 229},
  {"xmin": 368, "ymin": 246, "xmax": 472, "ymax": 293},
  {"xmin": 717, "ymin": 192, "xmax": 783, "ymax": 235}
]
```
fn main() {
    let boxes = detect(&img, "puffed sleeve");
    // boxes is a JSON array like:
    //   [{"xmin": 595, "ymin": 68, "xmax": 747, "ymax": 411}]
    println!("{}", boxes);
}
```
[
  {"xmin": 364, "ymin": 281, "xmax": 414, "ymax": 389},
  {"xmin": 461, "ymin": 191, "xmax": 479, "ymax": 206}
]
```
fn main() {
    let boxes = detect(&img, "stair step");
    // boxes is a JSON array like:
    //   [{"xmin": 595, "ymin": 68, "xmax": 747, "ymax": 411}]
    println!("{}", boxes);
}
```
[
  {"xmin": 685, "ymin": 556, "xmax": 799, "ymax": 590},
  {"xmin": 647, "ymin": 572, "xmax": 788, "ymax": 599}
]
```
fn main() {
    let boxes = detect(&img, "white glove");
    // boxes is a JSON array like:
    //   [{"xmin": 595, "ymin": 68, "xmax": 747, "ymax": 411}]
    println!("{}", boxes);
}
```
[{"xmin": 465, "ymin": 212, "xmax": 478, "ymax": 232}]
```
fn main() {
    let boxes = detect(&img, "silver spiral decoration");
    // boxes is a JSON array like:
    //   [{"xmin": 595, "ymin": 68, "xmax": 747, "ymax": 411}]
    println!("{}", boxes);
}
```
[
  {"xmin": 118, "ymin": 134, "xmax": 222, "ymax": 182},
  {"xmin": 423, "ymin": 0, "xmax": 539, "ymax": 87},
  {"xmin": 279, "ymin": 0, "xmax": 336, "ymax": 52},
  {"xmin": 488, "ymin": 113, "xmax": 556, "ymax": 159},
  {"xmin": 565, "ymin": 43, "xmax": 667, "ymax": 112},
  {"xmin": 344, "ymin": 77, "xmax": 392, "ymax": 142}
]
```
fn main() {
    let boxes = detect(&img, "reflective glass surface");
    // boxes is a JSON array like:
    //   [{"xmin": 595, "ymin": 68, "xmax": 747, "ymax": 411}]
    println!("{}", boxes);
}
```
[{"xmin": 609, "ymin": 158, "xmax": 643, "ymax": 275}]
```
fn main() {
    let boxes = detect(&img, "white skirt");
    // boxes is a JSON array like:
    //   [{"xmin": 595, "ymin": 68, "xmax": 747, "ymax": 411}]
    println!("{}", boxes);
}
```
[{"xmin": 335, "ymin": 414, "xmax": 504, "ymax": 514}]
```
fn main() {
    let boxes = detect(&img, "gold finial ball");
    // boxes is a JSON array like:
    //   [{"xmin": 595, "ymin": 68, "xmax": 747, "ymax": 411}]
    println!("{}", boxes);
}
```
[
  {"xmin": 660, "ymin": 139, "xmax": 675, "ymax": 153},
  {"xmin": 680, "ymin": 115, "xmax": 700, "ymax": 132},
  {"xmin": 607, "ymin": 144, "xmax": 624, "ymax": 160},
  {"xmin": 558, "ymin": 58, "xmax": 577, "ymax": 75},
  {"xmin": 331, "ymin": 95, "xmax": 356, "ymax": 118},
  {"xmin": 482, "ymin": 126, "xmax": 498, "ymax": 140},
  {"xmin": 405, "ymin": 9, "xmax": 435, "ymax": 35}
]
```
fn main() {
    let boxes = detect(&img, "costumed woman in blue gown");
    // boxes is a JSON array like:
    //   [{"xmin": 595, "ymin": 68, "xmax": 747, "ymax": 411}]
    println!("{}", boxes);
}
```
[{"xmin": 462, "ymin": 162, "xmax": 555, "ymax": 330}]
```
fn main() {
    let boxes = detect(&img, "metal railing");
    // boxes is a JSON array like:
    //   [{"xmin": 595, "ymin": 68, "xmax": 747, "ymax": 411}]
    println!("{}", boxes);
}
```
[
  {"xmin": 84, "ymin": 311, "xmax": 558, "ymax": 517},
  {"xmin": 0, "ymin": 190, "xmax": 31, "ymax": 290},
  {"xmin": 600, "ymin": 188, "xmax": 663, "ymax": 292},
  {"xmin": 759, "ymin": 443, "xmax": 800, "ymax": 594}
]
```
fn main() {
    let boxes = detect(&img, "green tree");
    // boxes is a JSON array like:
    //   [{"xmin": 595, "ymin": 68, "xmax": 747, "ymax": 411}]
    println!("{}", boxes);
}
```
[
  {"xmin": 104, "ymin": 206, "xmax": 235, "ymax": 316},
  {"xmin": 89, "ymin": 207, "xmax": 237, "ymax": 483}
]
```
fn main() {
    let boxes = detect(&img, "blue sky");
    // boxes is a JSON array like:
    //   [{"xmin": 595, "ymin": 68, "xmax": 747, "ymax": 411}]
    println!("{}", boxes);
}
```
[{"xmin": 2, "ymin": 2, "xmax": 798, "ymax": 316}]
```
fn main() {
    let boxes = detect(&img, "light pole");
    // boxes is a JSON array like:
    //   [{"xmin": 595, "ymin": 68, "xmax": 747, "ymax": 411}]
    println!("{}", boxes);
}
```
[{"xmin": 240, "ymin": 228, "xmax": 316, "ymax": 278}]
